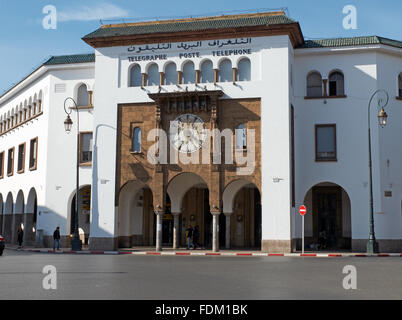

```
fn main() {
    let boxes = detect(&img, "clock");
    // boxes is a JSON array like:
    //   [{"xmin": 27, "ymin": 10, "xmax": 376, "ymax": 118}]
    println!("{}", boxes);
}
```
[{"xmin": 169, "ymin": 114, "xmax": 206, "ymax": 153}]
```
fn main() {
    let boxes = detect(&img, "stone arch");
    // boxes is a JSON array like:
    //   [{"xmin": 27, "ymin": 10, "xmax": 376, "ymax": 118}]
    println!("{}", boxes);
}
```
[
  {"xmin": 301, "ymin": 181, "xmax": 351, "ymax": 251},
  {"xmin": 3, "ymin": 192, "xmax": 14, "ymax": 243},
  {"xmin": 68, "ymin": 185, "xmax": 92, "ymax": 245},
  {"xmin": 24, "ymin": 187, "xmax": 38, "ymax": 245}
]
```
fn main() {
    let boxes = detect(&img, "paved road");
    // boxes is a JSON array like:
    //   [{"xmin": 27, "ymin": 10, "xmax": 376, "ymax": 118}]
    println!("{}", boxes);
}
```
[{"xmin": 1, "ymin": 250, "xmax": 401, "ymax": 300}]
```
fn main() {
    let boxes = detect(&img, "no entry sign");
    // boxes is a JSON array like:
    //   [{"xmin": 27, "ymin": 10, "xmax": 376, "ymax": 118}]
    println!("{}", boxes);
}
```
[{"xmin": 299, "ymin": 205, "xmax": 307, "ymax": 216}]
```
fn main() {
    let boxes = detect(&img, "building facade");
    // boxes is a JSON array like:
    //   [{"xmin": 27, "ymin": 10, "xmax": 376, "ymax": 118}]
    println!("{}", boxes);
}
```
[{"xmin": 1, "ymin": 11, "xmax": 402, "ymax": 252}]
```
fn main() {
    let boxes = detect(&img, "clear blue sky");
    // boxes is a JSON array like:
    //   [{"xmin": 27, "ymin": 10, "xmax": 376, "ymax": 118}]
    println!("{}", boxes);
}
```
[{"xmin": 0, "ymin": 0, "xmax": 401, "ymax": 93}]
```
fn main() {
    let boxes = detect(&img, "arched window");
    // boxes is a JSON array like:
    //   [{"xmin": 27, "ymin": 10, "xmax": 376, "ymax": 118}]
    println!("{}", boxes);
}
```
[
  {"xmin": 200, "ymin": 60, "xmax": 214, "ymax": 83},
  {"xmin": 237, "ymin": 58, "xmax": 251, "ymax": 81},
  {"xmin": 129, "ymin": 64, "xmax": 142, "ymax": 87},
  {"xmin": 235, "ymin": 123, "xmax": 247, "ymax": 150},
  {"xmin": 147, "ymin": 64, "xmax": 159, "ymax": 86},
  {"xmin": 218, "ymin": 59, "xmax": 232, "ymax": 82},
  {"xmin": 77, "ymin": 84, "xmax": 89, "ymax": 106},
  {"xmin": 182, "ymin": 61, "xmax": 196, "ymax": 84},
  {"xmin": 132, "ymin": 127, "xmax": 142, "ymax": 153},
  {"xmin": 398, "ymin": 73, "xmax": 402, "ymax": 98},
  {"xmin": 164, "ymin": 62, "xmax": 177, "ymax": 85},
  {"xmin": 329, "ymin": 71, "xmax": 345, "ymax": 96},
  {"xmin": 306, "ymin": 72, "xmax": 323, "ymax": 97}
]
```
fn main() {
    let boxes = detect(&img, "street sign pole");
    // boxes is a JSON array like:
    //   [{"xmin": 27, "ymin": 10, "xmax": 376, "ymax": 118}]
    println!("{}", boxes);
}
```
[{"xmin": 302, "ymin": 214, "xmax": 304, "ymax": 255}]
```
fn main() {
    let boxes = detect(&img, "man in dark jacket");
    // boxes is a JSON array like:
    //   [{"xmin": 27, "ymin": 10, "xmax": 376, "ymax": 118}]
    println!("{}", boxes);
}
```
[
  {"xmin": 186, "ymin": 225, "xmax": 194, "ymax": 250},
  {"xmin": 53, "ymin": 227, "xmax": 61, "ymax": 251}
]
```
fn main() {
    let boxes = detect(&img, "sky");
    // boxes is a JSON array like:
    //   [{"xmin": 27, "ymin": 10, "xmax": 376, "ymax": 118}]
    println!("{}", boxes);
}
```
[{"xmin": 0, "ymin": 0, "xmax": 401, "ymax": 93}]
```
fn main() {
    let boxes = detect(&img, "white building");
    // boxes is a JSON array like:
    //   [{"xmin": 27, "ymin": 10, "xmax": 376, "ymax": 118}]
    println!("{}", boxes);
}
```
[{"xmin": 1, "ymin": 11, "xmax": 402, "ymax": 252}]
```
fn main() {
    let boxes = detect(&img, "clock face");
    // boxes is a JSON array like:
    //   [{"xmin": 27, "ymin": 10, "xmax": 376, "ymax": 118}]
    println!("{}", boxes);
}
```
[{"xmin": 169, "ymin": 114, "xmax": 207, "ymax": 153}]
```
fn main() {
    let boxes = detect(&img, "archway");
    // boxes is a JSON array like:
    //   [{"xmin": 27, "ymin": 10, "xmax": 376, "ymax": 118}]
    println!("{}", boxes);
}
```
[
  {"xmin": 13, "ymin": 190, "xmax": 25, "ymax": 244},
  {"xmin": 25, "ymin": 188, "xmax": 38, "ymax": 245},
  {"xmin": 4, "ymin": 192, "xmax": 14, "ymax": 243},
  {"xmin": 117, "ymin": 181, "xmax": 154, "ymax": 248},
  {"xmin": 167, "ymin": 173, "xmax": 209, "ymax": 249},
  {"xmin": 302, "ymin": 182, "xmax": 351, "ymax": 251},
  {"xmin": 70, "ymin": 185, "xmax": 91, "ymax": 245},
  {"xmin": 0, "ymin": 193, "xmax": 3, "ymax": 234},
  {"xmin": 222, "ymin": 180, "xmax": 261, "ymax": 249}
]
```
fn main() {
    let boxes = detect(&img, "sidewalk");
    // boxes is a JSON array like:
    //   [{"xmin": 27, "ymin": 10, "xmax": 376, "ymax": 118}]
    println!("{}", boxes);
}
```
[{"xmin": 5, "ymin": 245, "xmax": 402, "ymax": 257}]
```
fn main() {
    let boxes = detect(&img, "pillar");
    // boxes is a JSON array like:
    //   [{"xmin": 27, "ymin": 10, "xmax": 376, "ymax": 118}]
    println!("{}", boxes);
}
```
[
  {"xmin": 212, "ymin": 212, "xmax": 220, "ymax": 252},
  {"xmin": 172, "ymin": 212, "xmax": 180, "ymax": 249},
  {"xmin": 224, "ymin": 212, "xmax": 232, "ymax": 249},
  {"xmin": 155, "ymin": 211, "xmax": 163, "ymax": 252}
]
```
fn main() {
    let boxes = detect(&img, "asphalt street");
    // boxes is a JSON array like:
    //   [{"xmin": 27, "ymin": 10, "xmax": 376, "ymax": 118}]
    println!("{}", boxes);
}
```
[{"xmin": 1, "ymin": 249, "xmax": 401, "ymax": 300}]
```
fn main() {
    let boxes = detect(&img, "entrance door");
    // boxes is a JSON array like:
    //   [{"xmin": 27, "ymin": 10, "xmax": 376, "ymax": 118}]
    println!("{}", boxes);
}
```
[
  {"xmin": 313, "ymin": 187, "xmax": 342, "ymax": 250},
  {"xmin": 162, "ymin": 214, "xmax": 173, "ymax": 245}
]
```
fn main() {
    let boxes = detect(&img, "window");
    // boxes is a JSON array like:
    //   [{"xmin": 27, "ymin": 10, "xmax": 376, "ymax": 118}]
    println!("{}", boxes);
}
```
[
  {"xmin": 329, "ymin": 71, "xmax": 345, "ymax": 96},
  {"xmin": 147, "ymin": 64, "xmax": 159, "ymax": 86},
  {"xmin": 182, "ymin": 61, "xmax": 196, "ymax": 84},
  {"xmin": 0, "ymin": 151, "xmax": 4, "ymax": 179},
  {"xmin": 200, "ymin": 60, "xmax": 214, "ymax": 83},
  {"xmin": 129, "ymin": 64, "xmax": 142, "ymax": 87},
  {"xmin": 17, "ymin": 143, "xmax": 25, "ymax": 173},
  {"xmin": 79, "ymin": 133, "xmax": 93, "ymax": 165},
  {"xmin": 398, "ymin": 74, "xmax": 402, "ymax": 98},
  {"xmin": 218, "ymin": 59, "xmax": 233, "ymax": 82},
  {"xmin": 237, "ymin": 58, "xmax": 251, "ymax": 81},
  {"xmin": 131, "ymin": 127, "xmax": 142, "ymax": 153},
  {"xmin": 7, "ymin": 147, "xmax": 14, "ymax": 176},
  {"xmin": 77, "ymin": 84, "xmax": 90, "ymax": 106},
  {"xmin": 235, "ymin": 124, "xmax": 247, "ymax": 150},
  {"xmin": 315, "ymin": 124, "xmax": 337, "ymax": 161},
  {"xmin": 164, "ymin": 62, "xmax": 177, "ymax": 85},
  {"xmin": 307, "ymin": 72, "xmax": 323, "ymax": 97},
  {"xmin": 29, "ymin": 138, "xmax": 38, "ymax": 170}
]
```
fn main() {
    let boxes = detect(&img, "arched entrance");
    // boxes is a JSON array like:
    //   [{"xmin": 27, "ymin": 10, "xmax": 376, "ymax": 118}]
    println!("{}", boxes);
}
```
[
  {"xmin": 70, "ymin": 186, "xmax": 91, "ymax": 245},
  {"xmin": 13, "ymin": 190, "xmax": 25, "ymax": 244},
  {"xmin": 4, "ymin": 192, "xmax": 14, "ymax": 243},
  {"xmin": 302, "ymin": 182, "xmax": 351, "ymax": 251},
  {"xmin": 0, "ymin": 193, "xmax": 3, "ymax": 234},
  {"xmin": 222, "ymin": 180, "xmax": 262, "ymax": 249},
  {"xmin": 167, "ymin": 173, "xmax": 209, "ymax": 249},
  {"xmin": 117, "ymin": 181, "xmax": 154, "ymax": 248},
  {"xmin": 25, "ymin": 188, "xmax": 38, "ymax": 246}
]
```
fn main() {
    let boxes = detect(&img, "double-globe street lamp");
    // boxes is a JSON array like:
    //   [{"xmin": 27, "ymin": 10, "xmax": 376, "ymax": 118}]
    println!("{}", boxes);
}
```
[
  {"xmin": 367, "ymin": 89, "xmax": 389, "ymax": 254},
  {"xmin": 63, "ymin": 97, "xmax": 82, "ymax": 251}
]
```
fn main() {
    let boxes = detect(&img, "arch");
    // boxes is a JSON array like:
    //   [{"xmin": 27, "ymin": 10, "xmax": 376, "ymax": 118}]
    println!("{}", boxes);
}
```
[
  {"xmin": 167, "ymin": 173, "xmax": 208, "ymax": 213},
  {"xmin": 302, "ymin": 182, "xmax": 351, "ymax": 251},
  {"xmin": 222, "ymin": 179, "xmax": 259, "ymax": 213},
  {"xmin": 218, "ymin": 59, "xmax": 233, "ymax": 82},
  {"xmin": 15, "ymin": 190, "xmax": 24, "ymax": 215},
  {"xmin": 164, "ymin": 62, "xmax": 178, "ymax": 85},
  {"xmin": 236, "ymin": 57, "xmax": 251, "ymax": 81},
  {"xmin": 306, "ymin": 71, "xmax": 323, "ymax": 97},
  {"xmin": 398, "ymin": 73, "xmax": 402, "ymax": 98},
  {"xmin": 131, "ymin": 127, "xmax": 142, "ymax": 153},
  {"xmin": 0, "ymin": 193, "xmax": 3, "ymax": 234},
  {"xmin": 77, "ymin": 83, "xmax": 89, "ymax": 106},
  {"xmin": 68, "ymin": 185, "xmax": 91, "ymax": 245},
  {"xmin": 328, "ymin": 70, "xmax": 345, "ymax": 96},
  {"xmin": 129, "ymin": 64, "xmax": 142, "ymax": 87},
  {"xmin": 182, "ymin": 61, "xmax": 196, "ymax": 84},
  {"xmin": 146, "ymin": 63, "xmax": 159, "ymax": 86},
  {"xmin": 5, "ymin": 192, "xmax": 13, "ymax": 214},
  {"xmin": 118, "ymin": 180, "xmax": 154, "ymax": 247},
  {"xmin": 200, "ymin": 59, "xmax": 214, "ymax": 83}
]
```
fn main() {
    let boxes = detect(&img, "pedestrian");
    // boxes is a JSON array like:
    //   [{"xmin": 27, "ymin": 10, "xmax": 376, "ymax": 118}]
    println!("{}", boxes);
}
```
[
  {"xmin": 53, "ymin": 227, "xmax": 61, "ymax": 251},
  {"xmin": 17, "ymin": 226, "xmax": 24, "ymax": 248},
  {"xmin": 186, "ymin": 224, "xmax": 194, "ymax": 249},
  {"xmin": 193, "ymin": 225, "xmax": 200, "ymax": 249}
]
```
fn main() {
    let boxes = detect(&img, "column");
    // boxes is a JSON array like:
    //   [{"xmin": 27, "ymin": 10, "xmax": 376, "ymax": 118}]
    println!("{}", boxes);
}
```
[
  {"xmin": 212, "ymin": 212, "xmax": 220, "ymax": 252},
  {"xmin": 224, "ymin": 212, "xmax": 232, "ymax": 249},
  {"xmin": 172, "ymin": 212, "xmax": 180, "ymax": 249},
  {"xmin": 155, "ymin": 211, "xmax": 163, "ymax": 252}
]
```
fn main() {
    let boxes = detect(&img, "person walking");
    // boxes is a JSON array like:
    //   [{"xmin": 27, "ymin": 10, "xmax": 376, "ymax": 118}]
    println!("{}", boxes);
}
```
[
  {"xmin": 53, "ymin": 227, "xmax": 61, "ymax": 251},
  {"xmin": 193, "ymin": 225, "xmax": 200, "ymax": 249},
  {"xmin": 17, "ymin": 226, "xmax": 24, "ymax": 248},
  {"xmin": 186, "ymin": 225, "xmax": 194, "ymax": 250}
]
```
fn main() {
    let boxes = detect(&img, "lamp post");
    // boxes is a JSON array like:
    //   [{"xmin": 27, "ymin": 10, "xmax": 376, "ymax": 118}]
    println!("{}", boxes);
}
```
[
  {"xmin": 367, "ymin": 89, "xmax": 389, "ymax": 254},
  {"xmin": 63, "ymin": 97, "xmax": 82, "ymax": 251}
]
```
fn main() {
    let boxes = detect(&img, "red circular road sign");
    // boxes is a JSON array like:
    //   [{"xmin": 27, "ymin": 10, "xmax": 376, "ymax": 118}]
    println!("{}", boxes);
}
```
[{"xmin": 299, "ymin": 205, "xmax": 307, "ymax": 216}]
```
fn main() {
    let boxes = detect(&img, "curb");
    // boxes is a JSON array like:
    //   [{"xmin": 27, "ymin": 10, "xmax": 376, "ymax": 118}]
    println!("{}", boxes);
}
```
[{"xmin": 8, "ymin": 248, "xmax": 402, "ymax": 257}]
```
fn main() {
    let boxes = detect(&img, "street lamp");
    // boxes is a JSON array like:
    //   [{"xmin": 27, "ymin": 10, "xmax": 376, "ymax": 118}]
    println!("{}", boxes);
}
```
[
  {"xmin": 63, "ymin": 97, "xmax": 82, "ymax": 251},
  {"xmin": 367, "ymin": 89, "xmax": 389, "ymax": 254}
]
